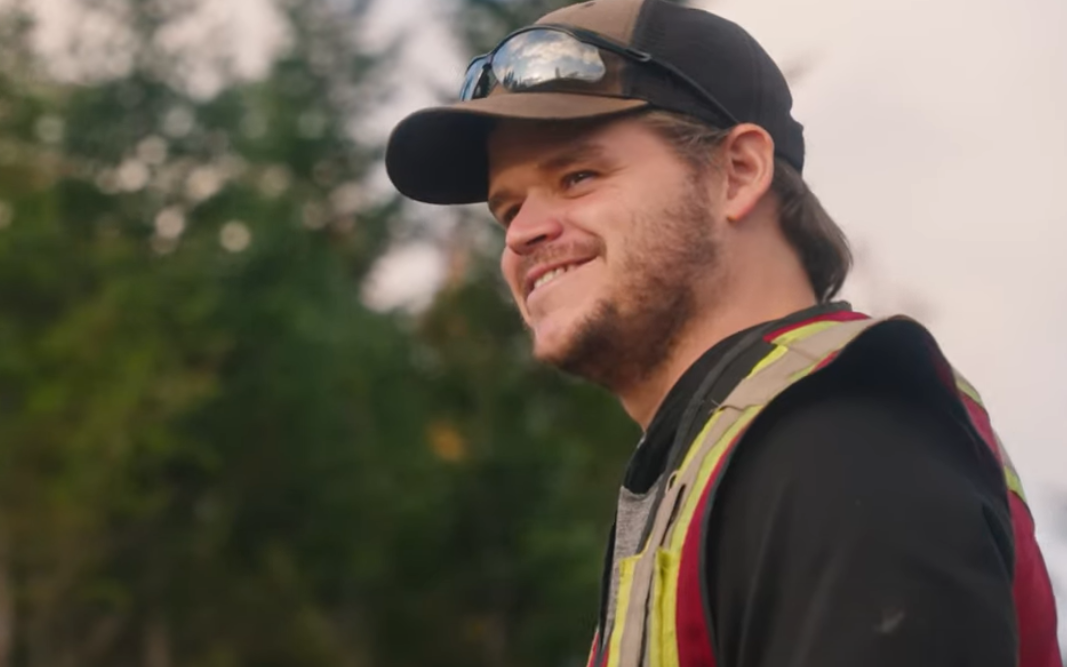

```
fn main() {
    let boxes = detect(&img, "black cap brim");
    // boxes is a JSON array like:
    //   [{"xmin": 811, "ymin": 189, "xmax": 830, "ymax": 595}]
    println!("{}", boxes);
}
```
[{"xmin": 386, "ymin": 92, "xmax": 648, "ymax": 205}]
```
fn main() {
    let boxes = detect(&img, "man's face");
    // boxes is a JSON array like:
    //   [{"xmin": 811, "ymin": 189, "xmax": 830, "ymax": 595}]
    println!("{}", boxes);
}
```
[{"xmin": 487, "ymin": 115, "xmax": 726, "ymax": 391}]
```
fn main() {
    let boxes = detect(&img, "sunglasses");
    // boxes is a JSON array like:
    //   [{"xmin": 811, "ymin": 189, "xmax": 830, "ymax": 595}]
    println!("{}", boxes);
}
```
[{"xmin": 459, "ymin": 25, "xmax": 739, "ymax": 127}]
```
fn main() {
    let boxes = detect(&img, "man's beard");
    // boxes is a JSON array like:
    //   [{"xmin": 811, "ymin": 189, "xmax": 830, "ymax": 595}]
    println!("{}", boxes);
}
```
[{"xmin": 542, "ymin": 181, "xmax": 721, "ymax": 393}]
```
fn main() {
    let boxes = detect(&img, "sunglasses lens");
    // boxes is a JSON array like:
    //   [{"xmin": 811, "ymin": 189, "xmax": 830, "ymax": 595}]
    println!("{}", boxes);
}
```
[
  {"xmin": 459, "ymin": 56, "xmax": 490, "ymax": 101},
  {"xmin": 492, "ymin": 30, "xmax": 606, "ymax": 93}
]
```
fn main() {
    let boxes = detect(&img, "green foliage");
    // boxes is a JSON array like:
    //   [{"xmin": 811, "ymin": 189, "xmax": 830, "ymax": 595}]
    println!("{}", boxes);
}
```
[
  {"xmin": 0, "ymin": 0, "xmax": 637, "ymax": 665},
  {"xmin": 376, "ymin": 254, "xmax": 636, "ymax": 667}
]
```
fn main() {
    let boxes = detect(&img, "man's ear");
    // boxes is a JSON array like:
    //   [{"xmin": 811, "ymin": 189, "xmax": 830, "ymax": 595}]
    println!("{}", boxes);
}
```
[{"xmin": 720, "ymin": 124, "xmax": 775, "ymax": 223}]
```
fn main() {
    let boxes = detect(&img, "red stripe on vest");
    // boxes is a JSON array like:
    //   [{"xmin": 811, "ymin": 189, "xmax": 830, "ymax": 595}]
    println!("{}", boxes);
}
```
[
  {"xmin": 959, "ymin": 394, "xmax": 1005, "ymax": 465},
  {"xmin": 813, "ymin": 350, "xmax": 841, "ymax": 373},
  {"xmin": 762, "ymin": 311, "xmax": 869, "ymax": 342},
  {"xmin": 675, "ymin": 431, "xmax": 750, "ymax": 667},
  {"xmin": 587, "ymin": 630, "xmax": 600, "ymax": 667},
  {"xmin": 598, "ymin": 317, "xmax": 1061, "ymax": 666},
  {"xmin": 1008, "ymin": 492, "xmax": 1062, "ymax": 667},
  {"xmin": 958, "ymin": 396, "xmax": 1061, "ymax": 667}
]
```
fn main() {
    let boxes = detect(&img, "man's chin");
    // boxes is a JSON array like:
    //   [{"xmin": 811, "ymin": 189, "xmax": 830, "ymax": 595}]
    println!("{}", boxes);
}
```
[
  {"xmin": 527, "ymin": 294, "xmax": 677, "ymax": 393},
  {"xmin": 528, "ymin": 308, "xmax": 617, "ymax": 386},
  {"xmin": 529, "ymin": 316, "xmax": 588, "ymax": 368},
  {"xmin": 530, "ymin": 331, "xmax": 574, "ymax": 368}
]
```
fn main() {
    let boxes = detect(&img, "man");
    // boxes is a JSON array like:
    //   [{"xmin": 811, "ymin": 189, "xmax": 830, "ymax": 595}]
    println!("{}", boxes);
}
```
[{"xmin": 386, "ymin": 0, "xmax": 1062, "ymax": 665}]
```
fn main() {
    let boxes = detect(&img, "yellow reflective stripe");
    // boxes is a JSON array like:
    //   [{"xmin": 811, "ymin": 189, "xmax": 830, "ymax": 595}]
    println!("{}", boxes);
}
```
[
  {"xmin": 788, "ymin": 361, "xmax": 822, "ymax": 384},
  {"xmin": 1004, "ymin": 465, "xmax": 1028, "ymax": 503},
  {"xmin": 650, "ymin": 318, "xmax": 852, "ymax": 667},
  {"xmin": 649, "ymin": 407, "xmax": 760, "ymax": 667},
  {"xmin": 691, "ymin": 321, "xmax": 843, "ymax": 471},
  {"xmin": 785, "ymin": 350, "xmax": 843, "ymax": 384},
  {"xmin": 749, "ymin": 344, "xmax": 788, "ymax": 376},
  {"xmin": 770, "ymin": 319, "xmax": 841, "ymax": 346},
  {"xmin": 605, "ymin": 555, "xmax": 640, "ymax": 667},
  {"xmin": 954, "ymin": 374, "xmax": 983, "ymax": 406},
  {"xmin": 773, "ymin": 322, "xmax": 852, "ymax": 384},
  {"xmin": 667, "ymin": 406, "xmax": 761, "ymax": 554},
  {"xmin": 675, "ymin": 410, "xmax": 724, "ymax": 481},
  {"xmin": 652, "ymin": 549, "xmax": 680, "ymax": 667},
  {"xmin": 951, "ymin": 374, "xmax": 1027, "ymax": 502}
]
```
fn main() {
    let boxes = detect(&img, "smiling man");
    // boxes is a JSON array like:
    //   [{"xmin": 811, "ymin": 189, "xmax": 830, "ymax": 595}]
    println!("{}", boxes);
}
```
[{"xmin": 385, "ymin": 1, "xmax": 1062, "ymax": 666}]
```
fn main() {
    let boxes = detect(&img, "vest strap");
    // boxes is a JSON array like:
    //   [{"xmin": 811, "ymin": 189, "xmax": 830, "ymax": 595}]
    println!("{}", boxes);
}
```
[
  {"xmin": 595, "ymin": 314, "xmax": 1057, "ymax": 667},
  {"xmin": 609, "ymin": 316, "xmax": 885, "ymax": 667}
]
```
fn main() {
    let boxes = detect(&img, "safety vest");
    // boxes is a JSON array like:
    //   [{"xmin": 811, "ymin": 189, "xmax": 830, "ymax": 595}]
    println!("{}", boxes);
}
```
[{"xmin": 587, "ymin": 311, "xmax": 1061, "ymax": 667}]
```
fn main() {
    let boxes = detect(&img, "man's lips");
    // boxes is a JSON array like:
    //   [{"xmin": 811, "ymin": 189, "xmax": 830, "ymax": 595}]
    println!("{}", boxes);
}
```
[{"xmin": 524, "ymin": 257, "xmax": 595, "ymax": 298}]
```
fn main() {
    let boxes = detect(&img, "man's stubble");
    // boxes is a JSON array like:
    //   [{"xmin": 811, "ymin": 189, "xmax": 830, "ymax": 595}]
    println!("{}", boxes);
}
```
[{"xmin": 545, "ymin": 179, "xmax": 722, "ymax": 393}]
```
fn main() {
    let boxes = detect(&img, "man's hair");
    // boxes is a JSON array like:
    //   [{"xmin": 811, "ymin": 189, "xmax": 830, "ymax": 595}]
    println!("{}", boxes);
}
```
[{"xmin": 639, "ymin": 111, "xmax": 852, "ymax": 302}]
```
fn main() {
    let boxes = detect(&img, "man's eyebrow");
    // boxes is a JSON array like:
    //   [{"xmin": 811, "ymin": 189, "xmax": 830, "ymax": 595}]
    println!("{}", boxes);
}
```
[{"xmin": 537, "ymin": 141, "xmax": 610, "ymax": 175}]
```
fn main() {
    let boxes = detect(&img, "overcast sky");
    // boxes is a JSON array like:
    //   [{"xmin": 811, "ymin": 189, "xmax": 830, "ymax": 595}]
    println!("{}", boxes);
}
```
[{"xmin": 29, "ymin": 0, "xmax": 1067, "ymax": 641}]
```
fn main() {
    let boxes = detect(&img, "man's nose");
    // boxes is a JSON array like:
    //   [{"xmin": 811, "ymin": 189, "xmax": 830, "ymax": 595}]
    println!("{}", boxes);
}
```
[{"xmin": 504, "ymin": 198, "xmax": 564, "ymax": 255}]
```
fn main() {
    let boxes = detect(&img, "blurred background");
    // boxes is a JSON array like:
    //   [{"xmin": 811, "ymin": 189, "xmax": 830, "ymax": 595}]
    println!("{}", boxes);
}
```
[{"xmin": 0, "ymin": 0, "xmax": 1062, "ymax": 664}]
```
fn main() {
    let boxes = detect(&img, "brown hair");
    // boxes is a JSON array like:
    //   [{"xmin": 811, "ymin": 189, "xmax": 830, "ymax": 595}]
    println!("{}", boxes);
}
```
[{"xmin": 639, "ymin": 111, "xmax": 852, "ymax": 302}]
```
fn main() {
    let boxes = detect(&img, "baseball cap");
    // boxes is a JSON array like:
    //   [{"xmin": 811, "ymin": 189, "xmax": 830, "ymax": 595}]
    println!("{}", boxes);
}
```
[{"xmin": 386, "ymin": 0, "xmax": 804, "ymax": 205}]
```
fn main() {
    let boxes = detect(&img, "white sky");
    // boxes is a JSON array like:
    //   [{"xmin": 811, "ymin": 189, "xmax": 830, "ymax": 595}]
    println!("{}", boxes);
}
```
[{"xmin": 27, "ymin": 0, "xmax": 1067, "ymax": 641}]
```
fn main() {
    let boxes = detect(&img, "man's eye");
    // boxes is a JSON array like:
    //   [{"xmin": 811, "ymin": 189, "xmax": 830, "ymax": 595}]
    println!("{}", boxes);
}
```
[
  {"xmin": 501, "ymin": 205, "xmax": 520, "ymax": 226},
  {"xmin": 562, "ymin": 171, "xmax": 596, "ymax": 188}
]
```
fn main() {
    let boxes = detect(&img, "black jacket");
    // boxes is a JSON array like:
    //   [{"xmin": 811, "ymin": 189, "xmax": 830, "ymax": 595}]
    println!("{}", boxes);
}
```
[{"xmin": 604, "ymin": 303, "xmax": 1016, "ymax": 667}]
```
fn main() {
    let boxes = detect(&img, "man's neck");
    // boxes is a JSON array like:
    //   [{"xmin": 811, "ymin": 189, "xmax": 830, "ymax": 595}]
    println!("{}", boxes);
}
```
[{"xmin": 619, "ymin": 291, "xmax": 819, "ymax": 430}]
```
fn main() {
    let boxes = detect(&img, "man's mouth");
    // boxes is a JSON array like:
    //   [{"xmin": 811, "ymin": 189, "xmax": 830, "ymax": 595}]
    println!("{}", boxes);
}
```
[
  {"xmin": 533, "ymin": 264, "xmax": 575, "ymax": 291},
  {"xmin": 527, "ymin": 259, "xmax": 591, "ymax": 298}
]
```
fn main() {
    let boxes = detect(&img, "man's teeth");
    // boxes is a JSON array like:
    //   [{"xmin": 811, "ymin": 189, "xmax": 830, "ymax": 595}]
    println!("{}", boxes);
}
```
[{"xmin": 533, "ymin": 265, "xmax": 575, "ymax": 291}]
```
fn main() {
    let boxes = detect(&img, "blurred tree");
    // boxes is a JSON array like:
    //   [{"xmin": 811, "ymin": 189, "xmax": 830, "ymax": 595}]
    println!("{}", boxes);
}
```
[
  {"xmin": 0, "ymin": 0, "xmax": 638, "ymax": 664},
  {"xmin": 0, "ymin": 0, "xmax": 419, "ymax": 664}
]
